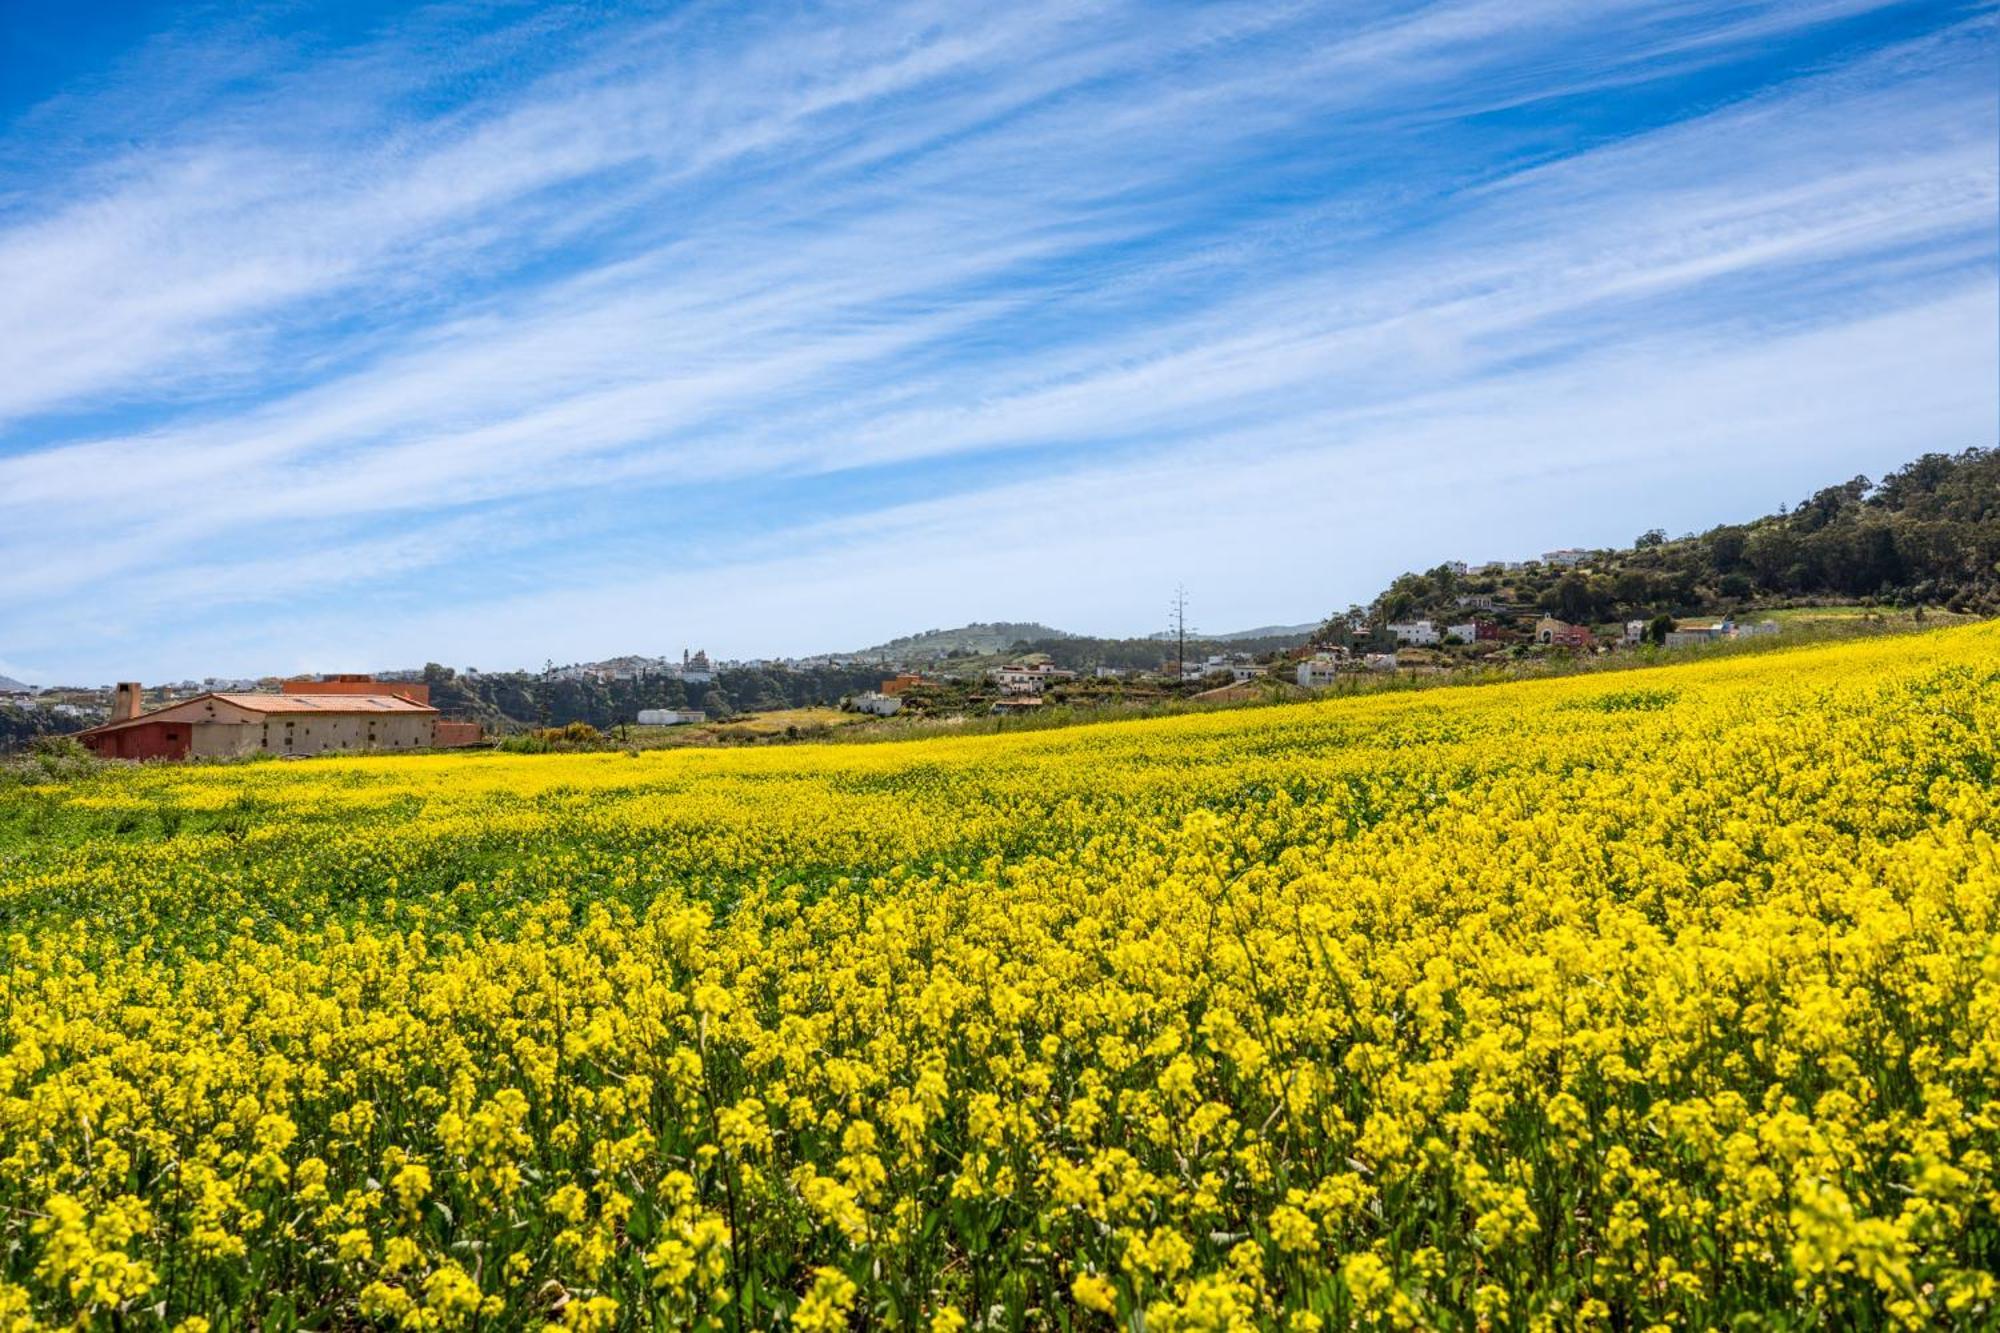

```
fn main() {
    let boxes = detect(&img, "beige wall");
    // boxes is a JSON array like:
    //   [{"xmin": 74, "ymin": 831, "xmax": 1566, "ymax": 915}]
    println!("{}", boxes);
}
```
[
  {"xmin": 187, "ymin": 714, "xmax": 436, "ymax": 757},
  {"xmin": 262, "ymin": 713, "xmax": 435, "ymax": 756},
  {"xmin": 190, "ymin": 724, "xmax": 260, "ymax": 758}
]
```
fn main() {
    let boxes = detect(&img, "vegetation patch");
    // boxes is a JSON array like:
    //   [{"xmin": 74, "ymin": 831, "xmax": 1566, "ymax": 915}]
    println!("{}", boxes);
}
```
[{"xmin": 0, "ymin": 624, "xmax": 1995, "ymax": 1329}]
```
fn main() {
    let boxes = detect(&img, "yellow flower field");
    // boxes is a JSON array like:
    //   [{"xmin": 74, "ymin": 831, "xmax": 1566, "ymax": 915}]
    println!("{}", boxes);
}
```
[{"xmin": 1, "ymin": 625, "xmax": 1996, "ymax": 1331}]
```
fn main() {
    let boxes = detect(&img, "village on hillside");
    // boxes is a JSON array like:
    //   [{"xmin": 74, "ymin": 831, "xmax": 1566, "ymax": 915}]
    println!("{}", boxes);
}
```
[
  {"xmin": 2, "ymin": 554, "xmax": 1805, "ymax": 762},
  {"xmin": 837, "ymin": 549, "xmax": 1795, "ymax": 724}
]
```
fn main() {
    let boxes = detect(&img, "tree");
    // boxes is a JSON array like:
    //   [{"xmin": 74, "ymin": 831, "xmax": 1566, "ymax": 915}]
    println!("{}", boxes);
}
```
[
  {"xmin": 1634, "ymin": 528, "xmax": 1666, "ymax": 549},
  {"xmin": 1555, "ymin": 573, "xmax": 1595, "ymax": 623},
  {"xmin": 1706, "ymin": 527, "xmax": 1748, "ymax": 573},
  {"xmin": 1743, "ymin": 526, "xmax": 1800, "ymax": 583},
  {"xmin": 1793, "ymin": 476, "xmax": 1869, "ymax": 532},
  {"xmin": 1613, "ymin": 569, "xmax": 1651, "ymax": 606},
  {"xmin": 1645, "ymin": 614, "xmax": 1675, "ymax": 647}
]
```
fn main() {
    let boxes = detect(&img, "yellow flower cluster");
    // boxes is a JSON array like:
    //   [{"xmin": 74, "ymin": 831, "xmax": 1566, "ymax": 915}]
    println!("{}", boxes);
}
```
[{"xmin": 1, "ymin": 624, "xmax": 1996, "ymax": 1329}]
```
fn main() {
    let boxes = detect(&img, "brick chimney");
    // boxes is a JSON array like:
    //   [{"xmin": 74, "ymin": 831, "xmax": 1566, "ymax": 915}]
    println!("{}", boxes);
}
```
[{"xmin": 113, "ymin": 682, "xmax": 144, "ymax": 722}]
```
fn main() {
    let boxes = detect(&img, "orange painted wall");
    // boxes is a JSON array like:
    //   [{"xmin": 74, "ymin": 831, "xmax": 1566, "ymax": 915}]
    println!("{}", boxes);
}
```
[{"xmin": 281, "ymin": 678, "xmax": 431, "ymax": 704}]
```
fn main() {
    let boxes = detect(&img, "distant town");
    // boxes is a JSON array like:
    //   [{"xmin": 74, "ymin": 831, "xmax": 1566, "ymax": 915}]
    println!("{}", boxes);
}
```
[{"xmin": 0, "ymin": 539, "xmax": 1811, "ymax": 764}]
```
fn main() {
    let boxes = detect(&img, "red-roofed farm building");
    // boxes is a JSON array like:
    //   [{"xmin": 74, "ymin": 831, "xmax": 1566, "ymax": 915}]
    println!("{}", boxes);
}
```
[{"xmin": 78, "ymin": 682, "xmax": 441, "ymax": 760}]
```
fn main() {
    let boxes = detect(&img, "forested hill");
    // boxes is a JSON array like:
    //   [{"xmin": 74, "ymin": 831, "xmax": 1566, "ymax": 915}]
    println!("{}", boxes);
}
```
[
  {"xmin": 420, "ymin": 662, "xmax": 889, "ymax": 730},
  {"xmin": 1347, "ymin": 448, "xmax": 1998, "ymax": 630},
  {"xmin": 854, "ymin": 623, "xmax": 1071, "ymax": 655},
  {"xmin": 1007, "ymin": 633, "xmax": 1310, "ymax": 671}
]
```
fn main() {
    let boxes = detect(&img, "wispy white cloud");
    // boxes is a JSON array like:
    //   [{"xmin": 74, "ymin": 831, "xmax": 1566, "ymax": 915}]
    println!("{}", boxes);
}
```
[
  {"xmin": 114, "ymin": 278, "xmax": 1987, "ymax": 675},
  {"xmin": 0, "ymin": 0, "xmax": 1992, "ymax": 681}
]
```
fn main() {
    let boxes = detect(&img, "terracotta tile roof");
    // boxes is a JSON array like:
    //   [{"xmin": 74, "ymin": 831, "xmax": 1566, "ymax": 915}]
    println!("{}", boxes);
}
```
[
  {"xmin": 79, "ymin": 691, "xmax": 438, "ymax": 735},
  {"xmin": 211, "ymin": 693, "xmax": 436, "ymax": 714}
]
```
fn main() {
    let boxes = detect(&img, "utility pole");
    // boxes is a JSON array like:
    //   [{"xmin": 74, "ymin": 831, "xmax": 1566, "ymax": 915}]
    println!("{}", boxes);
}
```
[{"xmin": 1170, "ymin": 584, "xmax": 1189, "ymax": 687}]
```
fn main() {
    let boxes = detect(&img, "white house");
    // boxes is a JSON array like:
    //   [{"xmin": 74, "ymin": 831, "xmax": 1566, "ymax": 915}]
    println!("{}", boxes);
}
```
[
  {"xmin": 1625, "ymin": 620, "xmax": 1649, "ymax": 644},
  {"xmin": 1387, "ymin": 619, "xmax": 1441, "ymax": 646},
  {"xmin": 993, "ymin": 664, "xmax": 1074, "ymax": 694},
  {"xmin": 1445, "ymin": 623, "xmax": 1479, "ymax": 644},
  {"xmin": 850, "ymin": 692, "xmax": 904, "ymax": 717},
  {"xmin": 1226, "ymin": 664, "xmax": 1264, "ymax": 683},
  {"xmin": 1362, "ymin": 652, "xmax": 1400, "ymax": 672},
  {"xmin": 1296, "ymin": 652, "xmax": 1346, "ymax": 688},
  {"xmin": 1543, "ymin": 548, "xmax": 1591, "ymax": 567}
]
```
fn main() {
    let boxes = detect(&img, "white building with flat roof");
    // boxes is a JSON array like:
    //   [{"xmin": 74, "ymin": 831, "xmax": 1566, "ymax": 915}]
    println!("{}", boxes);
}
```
[
  {"xmin": 850, "ymin": 692, "xmax": 904, "ymax": 716},
  {"xmin": 1296, "ymin": 651, "xmax": 1347, "ymax": 687},
  {"xmin": 637, "ymin": 708, "xmax": 702, "ymax": 726}
]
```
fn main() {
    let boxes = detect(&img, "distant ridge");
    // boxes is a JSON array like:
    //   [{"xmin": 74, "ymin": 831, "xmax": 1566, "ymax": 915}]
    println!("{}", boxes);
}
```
[
  {"xmin": 1207, "ymin": 623, "xmax": 1318, "ymax": 642},
  {"xmin": 0, "ymin": 675, "xmax": 32, "ymax": 694},
  {"xmin": 853, "ymin": 622, "xmax": 1073, "ymax": 656},
  {"xmin": 852, "ymin": 620, "xmax": 1319, "ymax": 658},
  {"xmin": 1148, "ymin": 622, "xmax": 1317, "ymax": 643}
]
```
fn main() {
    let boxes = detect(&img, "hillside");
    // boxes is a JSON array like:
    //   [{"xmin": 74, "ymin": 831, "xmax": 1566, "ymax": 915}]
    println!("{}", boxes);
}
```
[
  {"xmin": 1342, "ymin": 447, "xmax": 1998, "ymax": 632},
  {"xmin": 419, "ymin": 661, "xmax": 888, "ymax": 731},
  {"xmin": 1150, "ymin": 622, "xmax": 1318, "ymax": 642},
  {"xmin": 1207, "ymin": 622, "xmax": 1318, "ymax": 642},
  {"xmin": 854, "ymin": 622, "xmax": 1073, "ymax": 656}
]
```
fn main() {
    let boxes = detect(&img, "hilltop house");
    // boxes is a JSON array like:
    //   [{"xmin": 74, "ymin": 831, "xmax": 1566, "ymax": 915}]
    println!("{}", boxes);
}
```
[{"xmin": 1387, "ymin": 619, "xmax": 1441, "ymax": 646}]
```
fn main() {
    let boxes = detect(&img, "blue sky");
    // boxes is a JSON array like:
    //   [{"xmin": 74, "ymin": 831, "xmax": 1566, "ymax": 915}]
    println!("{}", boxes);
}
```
[{"xmin": 1, "ymin": 0, "xmax": 1994, "ymax": 683}]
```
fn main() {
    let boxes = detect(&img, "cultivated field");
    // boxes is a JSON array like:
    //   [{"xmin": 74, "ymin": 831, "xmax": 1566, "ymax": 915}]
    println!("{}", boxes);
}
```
[{"xmin": 1, "ymin": 625, "xmax": 1996, "ymax": 1330}]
